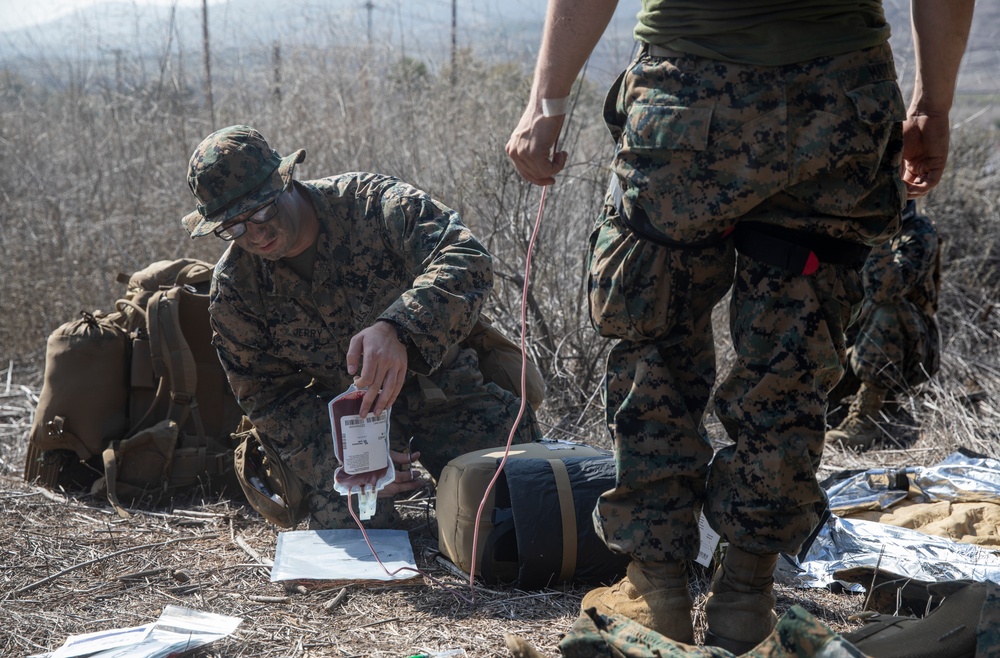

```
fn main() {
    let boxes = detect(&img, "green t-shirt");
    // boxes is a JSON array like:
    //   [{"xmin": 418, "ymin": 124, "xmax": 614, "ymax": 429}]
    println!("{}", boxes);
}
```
[{"xmin": 635, "ymin": 0, "xmax": 890, "ymax": 66}]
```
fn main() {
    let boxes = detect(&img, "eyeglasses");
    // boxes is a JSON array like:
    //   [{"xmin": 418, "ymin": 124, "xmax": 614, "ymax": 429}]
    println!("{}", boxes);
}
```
[{"xmin": 214, "ymin": 195, "xmax": 281, "ymax": 241}]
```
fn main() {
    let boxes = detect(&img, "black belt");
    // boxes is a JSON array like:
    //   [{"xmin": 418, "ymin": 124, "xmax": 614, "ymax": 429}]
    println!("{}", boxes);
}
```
[
  {"xmin": 608, "ymin": 174, "xmax": 871, "ymax": 274},
  {"xmin": 645, "ymin": 44, "xmax": 687, "ymax": 58},
  {"xmin": 733, "ymin": 222, "xmax": 871, "ymax": 275}
]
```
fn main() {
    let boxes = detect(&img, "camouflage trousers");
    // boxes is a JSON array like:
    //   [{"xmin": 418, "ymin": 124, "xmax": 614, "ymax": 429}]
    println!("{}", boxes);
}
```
[
  {"xmin": 307, "ymin": 346, "xmax": 541, "ymax": 529},
  {"xmin": 848, "ymin": 302, "xmax": 940, "ymax": 391},
  {"xmin": 590, "ymin": 43, "xmax": 904, "ymax": 561}
]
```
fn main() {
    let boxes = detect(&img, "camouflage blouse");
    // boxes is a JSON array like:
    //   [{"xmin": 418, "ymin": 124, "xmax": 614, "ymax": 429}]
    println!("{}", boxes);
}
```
[{"xmin": 208, "ymin": 173, "xmax": 493, "ymax": 485}]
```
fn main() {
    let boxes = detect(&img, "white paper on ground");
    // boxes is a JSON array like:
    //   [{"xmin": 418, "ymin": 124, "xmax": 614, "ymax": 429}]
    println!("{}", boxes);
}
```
[
  {"xmin": 31, "ymin": 605, "xmax": 241, "ymax": 658},
  {"xmin": 270, "ymin": 528, "xmax": 418, "ymax": 582},
  {"xmin": 51, "ymin": 624, "xmax": 154, "ymax": 658}
]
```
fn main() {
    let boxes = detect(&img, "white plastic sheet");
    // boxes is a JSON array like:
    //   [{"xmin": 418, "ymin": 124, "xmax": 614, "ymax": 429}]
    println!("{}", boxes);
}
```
[
  {"xmin": 778, "ymin": 514, "xmax": 1000, "ymax": 590},
  {"xmin": 270, "ymin": 528, "xmax": 418, "ymax": 582}
]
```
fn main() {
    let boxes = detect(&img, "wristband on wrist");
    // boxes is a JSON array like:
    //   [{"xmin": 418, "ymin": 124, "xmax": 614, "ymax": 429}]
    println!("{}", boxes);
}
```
[{"xmin": 541, "ymin": 96, "xmax": 569, "ymax": 118}]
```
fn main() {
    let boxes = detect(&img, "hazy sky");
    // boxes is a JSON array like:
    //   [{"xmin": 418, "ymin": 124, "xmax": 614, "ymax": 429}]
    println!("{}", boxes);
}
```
[{"xmin": 0, "ymin": 0, "xmax": 208, "ymax": 32}]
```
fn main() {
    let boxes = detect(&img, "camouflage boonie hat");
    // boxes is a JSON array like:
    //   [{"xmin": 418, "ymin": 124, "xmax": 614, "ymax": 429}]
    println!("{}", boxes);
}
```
[{"xmin": 182, "ymin": 125, "xmax": 306, "ymax": 238}]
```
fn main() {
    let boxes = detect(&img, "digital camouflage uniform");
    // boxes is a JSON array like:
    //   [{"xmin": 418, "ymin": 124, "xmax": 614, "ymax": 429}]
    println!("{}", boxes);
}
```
[
  {"xmin": 589, "ymin": 41, "xmax": 905, "ymax": 561},
  {"xmin": 210, "ymin": 173, "xmax": 539, "ymax": 528},
  {"xmin": 558, "ymin": 605, "xmax": 866, "ymax": 658},
  {"xmin": 847, "ymin": 205, "xmax": 941, "ymax": 392}
]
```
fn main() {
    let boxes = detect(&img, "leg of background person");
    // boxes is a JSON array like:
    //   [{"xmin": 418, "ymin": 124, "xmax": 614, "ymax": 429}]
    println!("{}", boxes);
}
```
[
  {"xmin": 826, "ymin": 346, "xmax": 862, "ymax": 409},
  {"xmin": 828, "ymin": 303, "xmax": 919, "ymax": 449},
  {"xmin": 850, "ymin": 303, "xmax": 918, "ymax": 393}
]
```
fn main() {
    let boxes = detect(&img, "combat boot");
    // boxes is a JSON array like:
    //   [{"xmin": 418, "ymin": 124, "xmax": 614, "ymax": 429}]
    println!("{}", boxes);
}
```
[
  {"xmin": 826, "ymin": 383, "xmax": 887, "ymax": 450},
  {"xmin": 704, "ymin": 545, "xmax": 779, "ymax": 654},
  {"xmin": 580, "ymin": 559, "xmax": 694, "ymax": 643}
]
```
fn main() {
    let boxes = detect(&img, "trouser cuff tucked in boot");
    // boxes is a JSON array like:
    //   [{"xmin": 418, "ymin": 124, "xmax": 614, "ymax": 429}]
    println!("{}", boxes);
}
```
[{"xmin": 705, "ymin": 546, "xmax": 779, "ymax": 654}]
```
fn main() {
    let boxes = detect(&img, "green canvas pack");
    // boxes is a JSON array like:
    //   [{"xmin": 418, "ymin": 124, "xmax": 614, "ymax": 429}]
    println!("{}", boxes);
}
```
[
  {"xmin": 24, "ymin": 259, "xmax": 245, "ymax": 516},
  {"xmin": 436, "ymin": 441, "xmax": 628, "ymax": 589}
]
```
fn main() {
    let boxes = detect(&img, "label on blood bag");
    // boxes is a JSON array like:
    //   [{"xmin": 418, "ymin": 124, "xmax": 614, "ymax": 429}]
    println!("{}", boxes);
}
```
[{"xmin": 339, "ymin": 411, "xmax": 389, "ymax": 475}]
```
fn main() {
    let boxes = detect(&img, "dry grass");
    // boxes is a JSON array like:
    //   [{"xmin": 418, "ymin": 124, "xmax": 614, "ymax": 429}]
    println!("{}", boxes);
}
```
[
  {"xmin": 4, "ymin": 315, "xmax": 998, "ymax": 657},
  {"xmin": 0, "ymin": 421, "xmax": 869, "ymax": 658},
  {"xmin": 0, "ymin": 470, "xmax": 577, "ymax": 658}
]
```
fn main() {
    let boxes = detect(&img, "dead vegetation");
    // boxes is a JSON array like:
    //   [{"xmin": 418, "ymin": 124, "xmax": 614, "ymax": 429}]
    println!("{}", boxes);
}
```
[
  {"xmin": 2, "ymin": 17, "xmax": 999, "ymax": 658},
  {"xmin": 0, "ymin": 407, "xmax": 867, "ymax": 658},
  {"xmin": 3, "ymin": 307, "xmax": 998, "ymax": 657}
]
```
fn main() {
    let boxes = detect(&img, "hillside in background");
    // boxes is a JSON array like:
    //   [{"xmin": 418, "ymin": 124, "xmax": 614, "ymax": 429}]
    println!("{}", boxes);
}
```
[
  {"xmin": 1, "ymin": 0, "xmax": 997, "ymax": 124},
  {"xmin": 0, "ymin": 0, "xmax": 637, "ymax": 86}
]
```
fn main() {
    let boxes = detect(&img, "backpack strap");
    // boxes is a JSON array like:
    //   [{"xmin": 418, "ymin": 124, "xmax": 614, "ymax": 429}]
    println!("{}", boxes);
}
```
[
  {"xmin": 547, "ymin": 458, "xmax": 577, "ymax": 583},
  {"xmin": 102, "ymin": 442, "xmax": 131, "ymax": 518},
  {"xmin": 147, "ymin": 287, "xmax": 206, "ymax": 441},
  {"xmin": 479, "ymin": 510, "xmax": 518, "ymax": 585}
]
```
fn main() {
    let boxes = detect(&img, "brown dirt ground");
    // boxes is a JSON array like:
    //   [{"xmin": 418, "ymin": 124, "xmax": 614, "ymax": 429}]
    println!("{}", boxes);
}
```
[{"xmin": 0, "ymin": 383, "xmax": 885, "ymax": 658}]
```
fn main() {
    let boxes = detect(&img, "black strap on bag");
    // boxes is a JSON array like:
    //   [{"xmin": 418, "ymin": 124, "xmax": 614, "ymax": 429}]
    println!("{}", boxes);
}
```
[{"xmin": 479, "ymin": 456, "xmax": 629, "ymax": 589}]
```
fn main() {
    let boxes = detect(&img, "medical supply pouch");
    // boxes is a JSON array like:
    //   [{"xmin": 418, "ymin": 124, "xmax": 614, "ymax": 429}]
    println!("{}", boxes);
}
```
[
  {"xmin": 436, "ymin": 441, "xmax": 629, "ymax": 589},
  {"xmin": 232, "ymin": 417, "xmax": 307, "ymax": 528},
  {"xmin": 24, "ymin": 259, "xmax": 245, "ymax": 516}
]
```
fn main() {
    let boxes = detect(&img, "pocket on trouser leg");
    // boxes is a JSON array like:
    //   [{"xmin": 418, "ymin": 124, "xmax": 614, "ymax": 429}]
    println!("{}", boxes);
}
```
[
  {"xmin": 783, "ymin": 68, "xmax": 907, "ymax": 244},
  {"xmin": 588, "ymin": 208, "xmax": 677, "ymax": 341},
  {"xmin": 588, "ymin": 205, "xmax": 734, "ymax": 342}
]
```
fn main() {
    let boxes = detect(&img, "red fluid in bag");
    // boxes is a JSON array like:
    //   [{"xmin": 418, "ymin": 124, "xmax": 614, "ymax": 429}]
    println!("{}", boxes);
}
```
[
  {"xmin": 328, "ymin": 385, "xmax": 394, "ymax": 519},
  {"xmin": 331, "ymin": 389, "xmax": 389, "ymax": 486}
]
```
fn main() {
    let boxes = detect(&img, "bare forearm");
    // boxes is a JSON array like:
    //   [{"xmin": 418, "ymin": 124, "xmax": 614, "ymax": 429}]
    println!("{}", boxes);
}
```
[
  {"xmin": 508, "ymin": 0, "xmax": 618, "ymax": 185},
  {"xmin": 527, "ymin": 0, "xmax": 619, "ymax": 109},
  {"xmin": 909, "ymin": 0, "xmax": 975, "ymax": 116},
  {"xmin": 900, "ymin": 0, "xmax": 975, "ymax": 197}
]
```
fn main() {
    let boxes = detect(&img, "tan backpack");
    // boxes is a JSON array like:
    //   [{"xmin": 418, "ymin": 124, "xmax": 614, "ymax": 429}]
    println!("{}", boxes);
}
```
[{"xmin": 24, "ymin": 259, "xmax": 245, "ymax": 516}]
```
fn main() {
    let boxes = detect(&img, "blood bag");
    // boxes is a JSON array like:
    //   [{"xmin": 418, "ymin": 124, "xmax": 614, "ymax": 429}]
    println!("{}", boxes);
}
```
[{"xmin": 328, "ymin": 384, "xmax": 395, "ymax": 520}]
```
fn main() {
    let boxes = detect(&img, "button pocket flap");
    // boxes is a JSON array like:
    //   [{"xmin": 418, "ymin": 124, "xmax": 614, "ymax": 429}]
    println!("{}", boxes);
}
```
[
  {"xmin": 847, "ymin": 79, "xmax": 905, "ymax": 125},
  {"xmin": 625, "ymin": 104, "xmax": 712, "ymax": 151}
]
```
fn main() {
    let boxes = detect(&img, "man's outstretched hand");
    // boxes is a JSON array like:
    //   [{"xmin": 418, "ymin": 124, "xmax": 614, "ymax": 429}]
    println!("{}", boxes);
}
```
[{"xmin": 377, "ymin": 449, "xmax": 428, "ymax": 497}]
